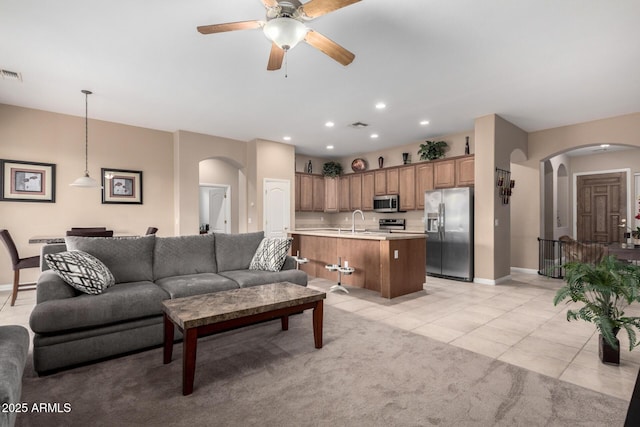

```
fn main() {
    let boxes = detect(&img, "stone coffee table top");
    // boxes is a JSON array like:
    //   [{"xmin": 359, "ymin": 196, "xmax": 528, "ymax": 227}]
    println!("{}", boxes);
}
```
[{"xmin": 162, "ymin": 282, "xmax": 326, "ymax": 330}]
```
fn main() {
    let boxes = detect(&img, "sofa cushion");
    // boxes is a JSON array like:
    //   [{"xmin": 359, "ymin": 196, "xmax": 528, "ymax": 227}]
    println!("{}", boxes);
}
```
[
  {"xmin": 249, "ymin": 237, "xmax": 292, "ymax": 272},
  {"xmin": 29, "ymin": 281, "xmax": 169, "ymax": 334},
  {"xmin": 154, "ymin": 234, "xmax": 217, "ymax": 280},
  {"xmin": 44, "ymin": 250, "xmax": 115, "ymax": 295},
  {"xmin": 65, "ymin": 235, "xmax": 155, "ymax": 284},
  {"xmin": 218, "ymin": 269, "xmax": 308, "ymax": 288},
  {"xmin": 214, "ymin": 231, "xmax": 264, "ymax": 272},
  {"xmin": 155, "ymin": 273, "xmax": 239, "ymax": 299}
]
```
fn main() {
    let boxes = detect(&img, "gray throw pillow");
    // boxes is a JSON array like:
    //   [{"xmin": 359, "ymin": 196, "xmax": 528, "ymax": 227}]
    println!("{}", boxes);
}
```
[
  {"xmin": 249, "ymin": 238, "xmax": 292, "ymax": 272},
  {"xmin": 44, "ymin": 250, "xmax": 115, "ymax": 295}
]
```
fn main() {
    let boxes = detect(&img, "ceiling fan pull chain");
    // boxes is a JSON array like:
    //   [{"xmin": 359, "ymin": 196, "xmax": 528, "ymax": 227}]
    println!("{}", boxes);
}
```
[{"xmin": 284, "ymin": 50, "xmax": 288, "ymax": 78}]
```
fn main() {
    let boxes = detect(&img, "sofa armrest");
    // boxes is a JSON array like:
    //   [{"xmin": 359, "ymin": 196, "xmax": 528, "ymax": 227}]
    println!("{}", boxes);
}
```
[
  {"xmin": 35, "ymin": 270, "xmax": 77, "ymax": 304},
  {"xmin": 0, "ymin": 325, "xmax": 29, "ymax": 427},
  {"xmin": 282, "ymin": 255, "xmax": 297, "ymax": 271},
  {"xmin": 41, "ymin": 243, "xmax": 67, "ymax": 271}
]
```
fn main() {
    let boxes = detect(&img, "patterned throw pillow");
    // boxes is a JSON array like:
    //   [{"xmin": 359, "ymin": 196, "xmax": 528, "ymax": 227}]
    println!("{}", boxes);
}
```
[
  {"xmin": 44, "ymin": 250, "xmax": 115, "ymax": 295},
  {"xmin": 249, "ymin": 238, "xmax": 293, "ymax": 272}
]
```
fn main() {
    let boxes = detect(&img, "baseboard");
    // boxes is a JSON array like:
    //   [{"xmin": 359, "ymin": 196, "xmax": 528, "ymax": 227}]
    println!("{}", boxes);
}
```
[
  {"xmin": 510, "ymin": 267, "xmax": 538, "ymax": 275},
  {"xmin": 0, "ymin": 283, "xmax": 12, "ymax": 292},
  {"xmin": 473, "ymin": 275, "xmax": 512, "ymax": 286}
]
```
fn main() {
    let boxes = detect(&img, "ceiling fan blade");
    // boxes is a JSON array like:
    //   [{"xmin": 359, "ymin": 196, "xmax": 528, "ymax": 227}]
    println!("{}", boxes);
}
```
[
  {"xmin": 197, "ymin": 20, "xmax": 262, "ymax": 35},
  {"xmin": 301, "ymin": 0, "xmax": 361, "ymax": 19},
  {"xmin": 304, "ymin": 30, "xmax": 355, "ymax": 66},
  {"xmin": 260, "ymin": 0, "xmax": 279, "ymax": 8},
  {"xmin": 267, "ymin": 43, "xmax": 284, "ymax": 70}
]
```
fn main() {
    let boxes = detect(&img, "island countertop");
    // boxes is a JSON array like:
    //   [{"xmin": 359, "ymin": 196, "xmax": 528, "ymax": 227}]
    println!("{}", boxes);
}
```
[{"xmin": 289, "ymin": 228, "xmax": 425, "ymax": 241}]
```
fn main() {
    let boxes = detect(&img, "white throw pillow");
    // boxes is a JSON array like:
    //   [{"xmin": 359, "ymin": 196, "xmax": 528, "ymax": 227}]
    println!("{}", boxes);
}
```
[
  {"xmin": 249, "ymin": 238, "xmax": 292, "ymax": 272},
  {"xmin": 45, "ymin": 250, "xmax": 115, "ymax": 295}
]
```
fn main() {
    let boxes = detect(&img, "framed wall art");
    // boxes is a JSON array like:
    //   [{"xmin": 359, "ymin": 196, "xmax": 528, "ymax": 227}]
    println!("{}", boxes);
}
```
[
  {"xmin": 0, "ymin": 159, "xmax": 56, "ymax": 202},
  {"xmin": 101, "ymin": 168, "xmax": 143, "ymax": 204}
]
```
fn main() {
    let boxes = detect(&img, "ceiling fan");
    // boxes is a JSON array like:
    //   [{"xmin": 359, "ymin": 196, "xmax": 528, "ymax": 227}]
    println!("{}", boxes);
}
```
[{"xmin": 197, "ymin": 0, "xmax": 360, "ymax": 71}]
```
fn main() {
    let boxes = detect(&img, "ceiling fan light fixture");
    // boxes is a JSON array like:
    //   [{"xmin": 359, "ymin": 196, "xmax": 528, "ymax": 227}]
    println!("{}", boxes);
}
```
[{"xmin": 263, "ymin": 17, "xmax": 308, "ymax": 51}]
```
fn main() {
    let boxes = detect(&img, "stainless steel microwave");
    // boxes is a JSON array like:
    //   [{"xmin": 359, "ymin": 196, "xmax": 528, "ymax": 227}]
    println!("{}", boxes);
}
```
[{"xmin": 373, "ymin": 195, "xmax": 399, "ymax": 212}]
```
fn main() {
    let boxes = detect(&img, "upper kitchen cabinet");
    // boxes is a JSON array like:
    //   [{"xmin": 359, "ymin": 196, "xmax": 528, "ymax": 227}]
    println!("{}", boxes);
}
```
[
  {"xmin": 362, "ymin": 172, "xmax": 375, "ymax": 211},
  {"xmin": 399, "ymin": 165, "xmax": 416, "ymax": 211},
  {"xmin": 298, "ymin": 173, "xmax": 313, "ymax": 211},
  {"xmin": 324, "ymin": 177, "xmax": 339, "ymax": 213},
  {"xmin": 434, "ymin": 159, "xmax": 456, "ymax": 188},
  {"xmin": 455, "ymin": 156, "xmax": 475, "ymax": 186},
  {"xmin": 415, "ymin": 163, "xmax": 434, "ymax": 210},
  {"xmin": 350, "ymin": 174, "xmax": 362, "ymax": 210},
  {"xmin": 374, "ymin": 170, "xmax": 387, "ymax": 195},
  {"xmin": 295, "ymin": 173, "xmax": 301, "ymax": 211},
  {"xmin": 339, "ymin": 176, "xmax": 350, "ymax": 211},
  {"xmin": 386, "ymin": 167, "xmax": 399, "ymax": 194},
  {"xmin": 312, "ymin": 175, "xmax": 325, "ymax": 211}
]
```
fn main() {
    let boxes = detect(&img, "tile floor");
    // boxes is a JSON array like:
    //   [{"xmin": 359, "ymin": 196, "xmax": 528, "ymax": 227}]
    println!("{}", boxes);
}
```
[{"xmin": 1, "ymin": 271, "xmax": 639, "ymax": 401}]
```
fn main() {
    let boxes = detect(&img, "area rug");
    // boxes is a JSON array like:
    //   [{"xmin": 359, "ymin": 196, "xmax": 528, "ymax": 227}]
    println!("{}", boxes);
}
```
[{"xmin": 18, "ymin": 306, "xmax": 628, "ymax": 426}]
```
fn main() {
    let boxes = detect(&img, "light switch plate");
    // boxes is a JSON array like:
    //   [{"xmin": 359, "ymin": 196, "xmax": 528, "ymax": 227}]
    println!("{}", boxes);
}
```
[{"xmin": 394, "ymin": 250, "xmax": 399, "ymax": 259}]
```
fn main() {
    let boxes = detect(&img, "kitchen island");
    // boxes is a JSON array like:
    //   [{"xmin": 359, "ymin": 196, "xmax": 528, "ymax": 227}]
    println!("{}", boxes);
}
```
[{"xmin": 289, "ymin": 229, "xmax": 426, "ymax": 299}]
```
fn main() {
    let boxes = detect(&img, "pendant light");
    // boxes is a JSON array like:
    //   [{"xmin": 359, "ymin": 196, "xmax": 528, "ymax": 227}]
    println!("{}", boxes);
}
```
[{"xmin": 70, "ymin": 89, "xmax": 100, "ymax": 188}]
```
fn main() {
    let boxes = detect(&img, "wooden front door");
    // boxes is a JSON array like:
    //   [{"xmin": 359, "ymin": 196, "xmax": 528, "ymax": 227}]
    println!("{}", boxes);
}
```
[{"xmin": 576, "ymin": 172, "xmax": 626, "ymax": 243}]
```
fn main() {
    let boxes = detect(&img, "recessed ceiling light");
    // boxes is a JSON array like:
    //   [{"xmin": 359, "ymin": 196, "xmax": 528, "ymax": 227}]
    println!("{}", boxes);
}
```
[
  {"xmin": 375, "ymin": 102, "xmax": 386, "ymax": 109},
  {"xmin": 371, "ymin": 133, "xmax": 379, "ymax": 139},
  {"xmin": 283, "ymin": 136, "xmax": 291, "ymax": 141},
  {"xmin": 326, "ymin": 145, "xmax": 334, "ymax": 150},
  {"xmin": 325, "ymin": 121, "xmax": 335, "ymax": 127},
  {"xmin": 420, "ymin": 120, "xmax": 430, "ymax": 125}
]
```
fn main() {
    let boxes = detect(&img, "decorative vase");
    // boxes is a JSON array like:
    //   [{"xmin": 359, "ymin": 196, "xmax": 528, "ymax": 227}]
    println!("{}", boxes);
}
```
[
  {"xmin": 465, "ymin": 136, "xmax": 470, "ymax": 155},
  {"xmin": 307, "ymin": 160, "xmax": 312, "ymax": 174},
  {"xmin": 402, "ymin": 153, "xmax": 409, "ymax": 164},
  {"xmin": 378, "ymin": 156, "xmax": 384, "ymax": 168},
  {"xmin": 599, "ymin": 333, "xmax": 620, "ymax": 365}
]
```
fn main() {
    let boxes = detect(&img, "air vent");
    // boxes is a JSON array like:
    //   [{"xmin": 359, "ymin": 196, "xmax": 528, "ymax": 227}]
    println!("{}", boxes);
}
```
[
  {"xmin": 1, "ymin": 69, "xmax": 22, "ymax": 82},
  {"xmin": 349, "ymin": 121, "xmax": 369, "ymax": 128}
]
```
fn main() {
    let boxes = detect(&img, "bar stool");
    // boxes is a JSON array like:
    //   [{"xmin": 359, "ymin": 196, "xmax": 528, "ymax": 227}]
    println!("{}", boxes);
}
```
[{"xmin": 0, "ymin": 229, "xmax": 40, "ymax": 306}]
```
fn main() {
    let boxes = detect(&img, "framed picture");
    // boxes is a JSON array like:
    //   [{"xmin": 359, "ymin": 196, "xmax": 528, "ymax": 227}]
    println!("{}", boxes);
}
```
[
  {"xmin": 101, "ymin": 168, "xmax": 143, "ymax": 204},
  {"xmin": 0, "ymin": 159, "xmax": 56, "ymax": 202}
]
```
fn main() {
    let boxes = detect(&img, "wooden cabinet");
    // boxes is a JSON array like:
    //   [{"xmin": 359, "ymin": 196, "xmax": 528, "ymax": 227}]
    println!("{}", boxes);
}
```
[
  {"xmin": 362, "ymin": 172, "xmax": 375, "ymax": 211},
  {"xmin": 324, "ymin": 177, "xmax": 339, "ymax": 213},
  {"xmin": 386, "ymin": 168, "xmax": 399, "ymax": 194},
  {"xmin": 312, "ymin": 175, "xmax": 324, "ymax": 211},
  {"xmin": 399, "ymin": 165, "xmax": 416, "ymax": 211},
  {"xmin": 374, "ymin": 170, "xmax": 387, "ymax": 195},
  {"xmin": 455, "ymin": 156, "xmax": 475, "ymax": 186},
  {"xmin": 298, "ymin": 173, "xmax": 313, "ymax": 211},
  {"xmin": 294, "ymin": 173, "xmax": 301, "ymax": 212},
  {"xmin": 350, "ymin": 174, "xmax": 362, "ymax": 210},
  {"xmin": 434, "ymin": 160, "xmax": 456, "ymax": 188},
  {"xmin": 415, "ymin": 163, "xmax": 434, "ymax": 210},
  {"xmin": 339, "ymin": 176, "xmax": 350, "ymax": 212}
]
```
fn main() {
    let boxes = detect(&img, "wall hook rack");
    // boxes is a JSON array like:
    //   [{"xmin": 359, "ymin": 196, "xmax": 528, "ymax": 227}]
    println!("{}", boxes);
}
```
[{"xmin": 495, "ymin": 167, "xmax": 515, "ymax": 204}]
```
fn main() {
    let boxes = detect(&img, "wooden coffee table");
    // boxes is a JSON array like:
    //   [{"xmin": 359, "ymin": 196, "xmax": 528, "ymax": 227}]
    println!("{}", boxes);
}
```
[{"xmin": 162, "ymin": 282, "xmax": 326, "ymax": 395}]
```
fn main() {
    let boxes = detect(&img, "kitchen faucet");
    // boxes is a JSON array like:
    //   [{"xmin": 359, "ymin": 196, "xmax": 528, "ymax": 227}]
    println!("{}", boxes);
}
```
[{"xmin": 351, "ymin": 209, "xmax": 365, "ymax": 233}]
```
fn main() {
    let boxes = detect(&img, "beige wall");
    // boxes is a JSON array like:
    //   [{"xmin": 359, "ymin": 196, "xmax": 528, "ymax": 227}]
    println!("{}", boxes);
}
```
[{"xmin": 0, "ymin": 104, "xmax": 174, "ymax": 285}]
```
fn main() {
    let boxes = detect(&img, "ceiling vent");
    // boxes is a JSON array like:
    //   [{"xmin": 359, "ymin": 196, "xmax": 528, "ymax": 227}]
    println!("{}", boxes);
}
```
[
  {"xmin": 1, "ymin": 69, "xmax": 23, "ymax": 82},
  {"xmin": 349, "ymin": 121, "xmax": 369, "ymax": 129}
]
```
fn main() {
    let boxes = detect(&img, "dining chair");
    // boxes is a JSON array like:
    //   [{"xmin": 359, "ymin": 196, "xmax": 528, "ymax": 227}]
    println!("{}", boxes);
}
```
[
  {"xmin": 0, "ymin": 229, "xmax": 40, "ymax": 306},
  {"xmin": 145, "ymin": 227, "xmax": 158, "ymax": 235},
  {"xmin": 65, "ymin": 230, "xmax": 114, "ymax": 237}
]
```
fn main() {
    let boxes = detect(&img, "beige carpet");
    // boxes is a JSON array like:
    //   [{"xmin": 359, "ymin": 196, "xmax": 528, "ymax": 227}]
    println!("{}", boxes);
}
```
[{"xmin": 18, "ymin": 306, "xmax": 629, "ymax": 426}]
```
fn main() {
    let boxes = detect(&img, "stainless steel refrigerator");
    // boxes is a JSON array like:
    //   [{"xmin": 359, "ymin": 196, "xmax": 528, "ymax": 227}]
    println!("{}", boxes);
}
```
[{"xmin": 425, "ymin": 187, "xmax": 474, "ymax": 281}]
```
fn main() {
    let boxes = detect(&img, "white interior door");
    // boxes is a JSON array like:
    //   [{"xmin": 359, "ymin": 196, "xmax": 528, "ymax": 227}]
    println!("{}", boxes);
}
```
[
  {"xmin": 209, "ymin": 187, "xmax": 230, "ymax": 233},
  {"xmin": 264, "ymin": 179, "xmax": 290, "ymax": 238}
]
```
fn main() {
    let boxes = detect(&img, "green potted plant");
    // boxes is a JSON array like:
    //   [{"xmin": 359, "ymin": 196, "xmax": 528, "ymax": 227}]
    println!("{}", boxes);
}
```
[
  {"xmin": 553, "ymin": 255, "xmax": 640, "ymax": 364},
  {"xmin": 322, "ymin": 161, "xmax": 343, "ymax": 178},
  {"xmin": 418, "ymin": 140, "xmax": 448, "ymax": 161}
]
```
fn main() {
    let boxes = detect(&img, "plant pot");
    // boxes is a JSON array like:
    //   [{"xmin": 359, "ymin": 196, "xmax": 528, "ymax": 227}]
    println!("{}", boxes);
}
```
[{"xmin": 599, "ymin": 333, "xmax": 620, "ymax": 365}]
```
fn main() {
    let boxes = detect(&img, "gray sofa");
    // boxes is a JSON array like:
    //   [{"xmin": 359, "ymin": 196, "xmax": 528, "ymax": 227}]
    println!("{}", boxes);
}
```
[
  {"xmin": 29, "ymin": 231, "xmax": 307, "ymax": 374},
  {"xmin": 0, "ymin": 325, "xmax": 29, "ymax": 427}
]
